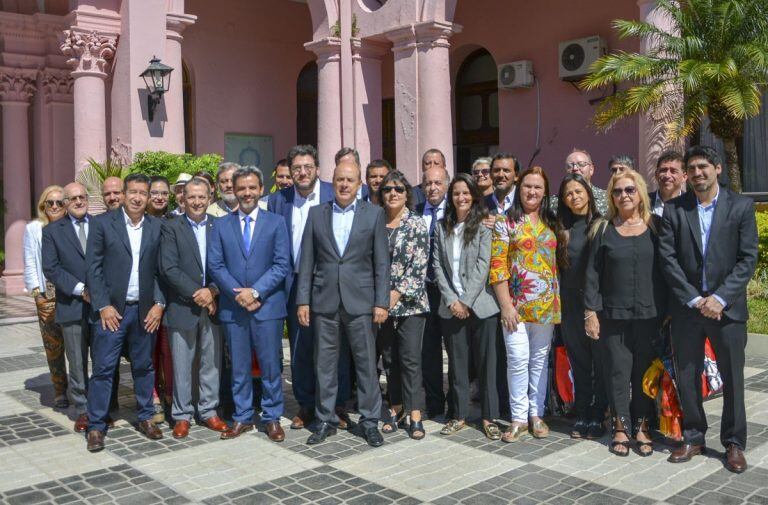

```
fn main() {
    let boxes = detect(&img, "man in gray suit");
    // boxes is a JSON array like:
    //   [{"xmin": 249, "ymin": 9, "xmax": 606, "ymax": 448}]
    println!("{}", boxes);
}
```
[
  {"xmin": 296, "ymin": 160, "xmax": 390, "ymax": 447},
  {"xmin": 159, "ymin": 177, "xmax": 229, "ymax": 439}
]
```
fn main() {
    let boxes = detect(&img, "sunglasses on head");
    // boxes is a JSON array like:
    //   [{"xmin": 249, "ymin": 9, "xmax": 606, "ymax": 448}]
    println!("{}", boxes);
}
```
[
  {"xmin": 381, "ymin": 186, "xmax": 406, "ymax": 194},
  {"xmin": 45, "ymin": 200, "xmax": 64, "ymax": 208},
  {"xmin": 611, "ymin": 186, "xmax": 637, "ymax": 198}
]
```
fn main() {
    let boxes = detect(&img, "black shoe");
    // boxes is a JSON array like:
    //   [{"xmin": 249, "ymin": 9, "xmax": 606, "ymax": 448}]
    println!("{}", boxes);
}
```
[
  {"xmin": 570, "ymin": 419, "xmax": 589, "ymax": 439},
  {"xmin": 586, "ymin": 420, "xmax": 606, "ymax": 439},
  {"xmin": 363, "ymin": 426, "xmax": 384, "ymax": 447},
  {"xmin": 307, "ymin": 422, "xmax": 337, "ymax": 445}
]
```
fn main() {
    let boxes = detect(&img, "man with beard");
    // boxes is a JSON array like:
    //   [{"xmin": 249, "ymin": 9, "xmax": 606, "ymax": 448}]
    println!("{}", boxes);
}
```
[
  {"xmin": 207, "ymin": 162, "xmax": 241, "ymax": 217},
  {"xmin": 101, "ymin": 177, "xmax": 124, "ymax": 211}
]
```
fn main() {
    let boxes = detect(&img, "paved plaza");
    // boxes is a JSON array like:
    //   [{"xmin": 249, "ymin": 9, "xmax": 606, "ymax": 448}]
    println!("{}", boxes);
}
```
[{"xmin": 1, "ymin": 297, "xmax": 768, "ymax": 504}]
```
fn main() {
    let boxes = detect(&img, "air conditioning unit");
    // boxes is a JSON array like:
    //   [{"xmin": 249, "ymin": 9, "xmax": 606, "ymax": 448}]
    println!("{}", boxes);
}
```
[
  {"xmin": 558, "ymin": 36, "xmax": 606, "ymax": 81},
  {"xmin": 498, "ymin": 60, "xmax": 534, "ymax": 89}
]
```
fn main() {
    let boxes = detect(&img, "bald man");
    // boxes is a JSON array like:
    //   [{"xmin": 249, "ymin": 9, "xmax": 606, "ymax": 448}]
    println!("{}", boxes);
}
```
[
  {"xmin": 102, "ymin": 176, "xmax": 124, "ymax": 210},
  {"xmin": 296, "ymin": 161, "xmax": 390, "ymax": 447}
]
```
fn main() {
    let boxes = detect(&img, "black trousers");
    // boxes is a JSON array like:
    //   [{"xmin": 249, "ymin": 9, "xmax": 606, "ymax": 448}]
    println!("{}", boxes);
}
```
[
  {"xmin": 561, "ymin": 294, "xmax": 607, "ymax": 422},
  {"xmin": 422, "ymin": 282, "xmax": 446, "ymax": 416},
  {"xmin": 599, "ymin": 318, "xmax": 657, "ymax": 430},
  {"xmin": 377, "ymin": 314, "xmax": 426, "ymax": 412},
  {"xmin": 442, "ymin": 314, "xmax": 499, "ymax": 421},
  {"xmin": 671, "ymin": 313, "xmax": 747, "ymax": 449}
]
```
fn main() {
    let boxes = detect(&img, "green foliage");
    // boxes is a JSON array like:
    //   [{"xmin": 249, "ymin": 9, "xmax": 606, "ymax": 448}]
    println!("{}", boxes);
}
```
[
  {"xmin": 581, "ymin": 0, "xmax": 768, "ymax": 191},
  {"xmin": 757, "ymin": 210, "xmax": 768, "ymax": 274},
  {"xmin": 128, "ymin": 151, "xmax": 222, "ymax": 184},
  {"xmin": 75, "ymin": 157, "xmax": 131, "ymax": 204},
  {"xmin": 748, "ymin": 297, "xmax": 768, "ymax": 334}
]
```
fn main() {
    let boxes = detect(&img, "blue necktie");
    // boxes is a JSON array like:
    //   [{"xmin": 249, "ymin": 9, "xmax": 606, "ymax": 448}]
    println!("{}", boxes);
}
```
[
  {"xmin": 427, "ymin": 206, "xmax": 437, "ymax": 281},
  {"xmin": 243, "ymin": 215, "xmax": 252, "ymax": 253}
]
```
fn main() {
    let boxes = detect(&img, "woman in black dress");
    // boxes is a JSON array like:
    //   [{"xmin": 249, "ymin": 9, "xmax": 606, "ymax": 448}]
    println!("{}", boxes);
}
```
[
  {"xmin": 556, "ymin": 174, "xmax": 607, "ymax": 440},
  {"xmin": 584, "ymin": 169, "xmax": 664, "ymax": 457}
]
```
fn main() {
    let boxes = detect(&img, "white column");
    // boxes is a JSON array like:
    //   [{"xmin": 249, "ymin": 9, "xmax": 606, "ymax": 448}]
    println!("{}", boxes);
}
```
[
  {"xmin": 306, "ymin": 37, "xmax": 343, "ymax": 180},
  {"xmin": 352, "ymin": 38, "xmax": 388, "ymax": 170},
  {"xmin": 386, "ymin": 26, "xmax": 420, "ymax": 182},
  {"xmin": 165, "ymin": 11, "xmax": 196, "ymax": 153}
]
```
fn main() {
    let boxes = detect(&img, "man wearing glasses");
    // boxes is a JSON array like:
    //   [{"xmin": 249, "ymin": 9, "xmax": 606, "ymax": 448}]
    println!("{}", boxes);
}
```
[{"xmin": 557, "ymin": 148, "xmax": 609, "ymax": 215}]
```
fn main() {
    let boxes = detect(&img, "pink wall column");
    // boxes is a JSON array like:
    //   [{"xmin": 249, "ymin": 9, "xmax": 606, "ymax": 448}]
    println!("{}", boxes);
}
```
[
  {"xmin": 36, "ymin": 68, "xmax": 74, "ymax": 188},
  {"xmin": 352, "ymin": 39, "xmax": 389, "ymax": 170},
  {"xmin": 306, "ymin": 37, "xmax": 342, "ymax": 180},
  {"xmin": 416, "ymin": 21, "xmax": 458, "ymax": 175},
  {"xmin": 0, "ymin": 68, "xmax": 36, "ymax": 295},
  {"xmin": 165, "ymin": 9, "xmax": 196, "ymax": 153},
  {"xmin": 386, "ymin": 26, "xmax": 420, "ymax": 182},
  {"xmin": 61, "ymin": 30, "xmax": 116, "ymax": 174}
]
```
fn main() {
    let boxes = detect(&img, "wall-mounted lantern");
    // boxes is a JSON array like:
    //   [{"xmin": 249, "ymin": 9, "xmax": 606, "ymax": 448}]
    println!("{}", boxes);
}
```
[{"xmin": 140, "ymin": 56, "xmax": 173, "ymax": 122}]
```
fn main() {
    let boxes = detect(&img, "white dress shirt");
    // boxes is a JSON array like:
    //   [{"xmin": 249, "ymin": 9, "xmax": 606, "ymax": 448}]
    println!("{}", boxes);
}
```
[
  {"xmin": 238, "ymin": 207, "xmax": 259, "ymax": 244},
  {"xmin": 422, "ymin": 199, "xmax": 446, "ymax": 231},
  {"xmin": 332, "ymin": 200, "xmax": 357, "ymax": 255},
  {"xmin": 651, "ymin": 190, "xmax": 682, "ymax": 217},
  {"xmin": 492, "ymin": 188, "xmax": 516, "ymax": 214},
  {"xmin": 291, "ymin": 179, "xmax": 321, "ymax": 271},
  {"xmin": 123, "ymin": 209, "xmax": 144, "ymax": 302},
  {"xmin": 70, "ymin": 214, "xmax": 89, "ymax": 296},
  {"xmin": 187, "ymin": 215, "xmax": 208, "ymax": 284},
  {"xmin": 451, "ymin": 223, "xmax": 465, "ymax": 296}
]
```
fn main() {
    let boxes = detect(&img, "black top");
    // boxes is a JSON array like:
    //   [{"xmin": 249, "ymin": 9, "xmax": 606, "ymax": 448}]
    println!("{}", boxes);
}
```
[
  {"xmin": 560, "ymin": 215, "xmax": 590, "ymax": 295},
  {"xmin": 584, "ymin": 221, "xmax": 666, "ymax": 320}
]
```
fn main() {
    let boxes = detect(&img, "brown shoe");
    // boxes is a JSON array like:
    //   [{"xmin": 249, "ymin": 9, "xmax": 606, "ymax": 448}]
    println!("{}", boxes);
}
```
[
  {"xmin": 290, "ymin": 407, "xmax": 314, "ymax": 430},
  {"xmin": 725, "ymin": 444, "xmax": 747, "ymax": 473},
  {"xmin": 172, "ymin": 420, "xmax": 190, "ymax": 439},
  {"xmin": 265, "ymin": 421, "xmax": 285, "ymax": 442},
  {"xmin": 668, "ymin": 443, "xmax": 705, "ymax": 463},
  {"xmin": 138, "ymin": 420, "xmax": 163, "ymax": 440},
  {"xmin": 220, "ymin": 422, "xmax": 254, "ymax": 440},
  {"xmin": 74, "ymin": 414, "xmax": 88, "ymax": 433},
  {"xmin": 336, "ymin": 406, "xmax": 351, "ymax": 430},
  {"xmin": 86, "ymin": 430, "xmax": 105, "ymax": 452},
  {"xmin": 202, "ymin": 415, "xmax": 229, "ymax": 433}
]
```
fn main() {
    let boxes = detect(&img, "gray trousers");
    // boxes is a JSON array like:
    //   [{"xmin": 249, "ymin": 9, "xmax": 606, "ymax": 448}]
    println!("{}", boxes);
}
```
[
  {"xmin": 61, "ymin": 321, "xmax": 91, "ymax": 415},
  {"xmin": 314, "ymin": 309, "xmax": 382, "ymax": 429},
  {"xmin": 169, "ymin": 311, "xmax": 223, "ymax": 422}
]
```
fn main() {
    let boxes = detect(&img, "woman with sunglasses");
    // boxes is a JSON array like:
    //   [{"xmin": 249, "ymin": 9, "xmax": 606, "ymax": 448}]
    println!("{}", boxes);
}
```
[
  {"xmin": 24, "ymin": 185, "xmax": 69, "ymax": 408},
  {"xmin": 584, "ymin": 169, "xmax": 665, "ymax": 457},
  {"xmin": 434, "ymin": 173, "xmax": 500, "ymax": 438},
  {"xmin": 471, "ymin": 157, "xmax": 494, "ymax": 197},
  {"xmin": 555, "ymin": 174, "xmax": 607, "ymax": 439},
  {"xmin": 377, "ymin": 170, "xmax": 430, "ymax": 439}
]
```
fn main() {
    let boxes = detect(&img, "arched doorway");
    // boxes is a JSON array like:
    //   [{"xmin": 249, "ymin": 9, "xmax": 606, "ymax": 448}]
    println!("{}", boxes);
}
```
[
  {"xmin": 296, "ymin": 61, "xmax": 318, "ymax": 148},
  {"xmin": 182, "ymin": 61, "xmax": 194, "ymax": 153},
  {"xmin": 454, "ymin": 48, "xmax": 499, "ymax": 173}
]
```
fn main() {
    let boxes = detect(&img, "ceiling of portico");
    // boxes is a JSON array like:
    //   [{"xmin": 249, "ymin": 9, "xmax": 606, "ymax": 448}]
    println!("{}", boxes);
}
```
[{"xmin": 0, "ymin": 0, "xmax": 68, "ymax": 15}]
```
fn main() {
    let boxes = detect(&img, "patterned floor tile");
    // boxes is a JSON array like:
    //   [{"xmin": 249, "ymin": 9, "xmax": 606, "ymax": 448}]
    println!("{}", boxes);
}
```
[
  {"xmin": 666, "ymin": 466, "xmax": 768, "ymax": 505},
  {"xmin": 0, "ymin": 353, "xmax": 49, "ymax": 373},
  {"xmin": 746, "ymin": 370, "xmax": 768, "ymax": 394},
  {"xmin": 0, "ymin": 297, "xmax": 36, "ymax": 321},
  {"xmin": 98, "ymin": 422, "xmax": 222, "ymax": 461},
  {"xmin": 705, "ymin": 390, "xmax": 768, "ymax": 428},
  {"xmin": 0, "ymin": 391, "xmax": 39, "ymax": 416},
  {"xmin": 0, "ymin": 367, "xmax": 52, "ymax": 393},
  {"xmin": 131, "ymin": 433, "xmax": 324, "ymax": 501},
  {"xmin": 0, "ymin": 411, "xmax": 69, "ymax": 447},
  {"xmin": 203, "ymin": 464, "xmax": 421, "ymax": 505},
  {"xmin": 330, "ymin": 436, "xmax": 522, "ymax": 502},
  {"xmin": 0, "ymin": 464, "xmax": 190, "ymax": 505},
  {"xmin": 281, "ymin": 422, "xmax": 412, "ymax": 463}
]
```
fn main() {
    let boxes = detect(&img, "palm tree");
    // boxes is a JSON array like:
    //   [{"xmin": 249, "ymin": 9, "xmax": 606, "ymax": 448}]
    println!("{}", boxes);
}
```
[
  {"xmin": 75, "ymin": 157, "xmax": 130, "ymax": 213},
  {"xmin": 581, "ymin": 0, "xmax": 768, "ymax": 192}
]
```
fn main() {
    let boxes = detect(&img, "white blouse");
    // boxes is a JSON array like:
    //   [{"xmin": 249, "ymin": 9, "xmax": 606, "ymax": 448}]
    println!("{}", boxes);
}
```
[{"xmin": 452, "ymin": 223, "xmax": 465, "ymax": 297}]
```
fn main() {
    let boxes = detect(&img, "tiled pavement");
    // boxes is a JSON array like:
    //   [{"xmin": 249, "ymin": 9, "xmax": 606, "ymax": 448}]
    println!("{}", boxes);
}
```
[{"xmin": 1, "ymin": 303, "xmax": 768, "ymax": 504}]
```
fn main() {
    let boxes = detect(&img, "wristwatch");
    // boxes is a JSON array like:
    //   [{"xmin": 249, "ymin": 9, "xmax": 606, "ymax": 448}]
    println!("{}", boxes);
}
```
[
  {"xmin": 251, "ymin": 289, "xmax": 261, "ymax": 302},
  {"xmin": 154, "ymin": 301, "xmax": 166, "ymax": 309}
]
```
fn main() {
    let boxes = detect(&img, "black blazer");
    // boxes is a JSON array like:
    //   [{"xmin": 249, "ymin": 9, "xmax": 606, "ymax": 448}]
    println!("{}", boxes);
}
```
[
  {"xmin": 159, "ymin": 215, "xmax": 218, "ymax": 330},
  {"xmin": 42, "ymin": 215, "xmax": 91, "ymax": 324},
  {"xmin": 86, "ymin": 209, "xmax": 165, "ymax": 323},
  {"xmin": 658, "ymin": 189, "xmax": 758, "ymax": 322}
]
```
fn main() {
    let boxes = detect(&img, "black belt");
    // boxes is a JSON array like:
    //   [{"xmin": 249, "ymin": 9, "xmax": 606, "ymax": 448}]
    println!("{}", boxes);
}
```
[{"xmin": 125, "ymin": 301, "xmax": 139, "ymax": 306}]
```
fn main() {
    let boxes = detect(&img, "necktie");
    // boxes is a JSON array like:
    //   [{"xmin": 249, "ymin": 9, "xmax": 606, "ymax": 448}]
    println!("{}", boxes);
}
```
[
  {"xmin": 428, "ymin": 206, "xmax": 438, "ymax": 236},
  {"xmin": 77, "ymin": 220, "xmax": 87, "ymax": 253},
  {"xmin": 427, "ymin": 206, "xmax": 437, "ymax": 281},
  {"xmin": 242, "ymin": 215, "xmax": 252, "ymax": 253}
]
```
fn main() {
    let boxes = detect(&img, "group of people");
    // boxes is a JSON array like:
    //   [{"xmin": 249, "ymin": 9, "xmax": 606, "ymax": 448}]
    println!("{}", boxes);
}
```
[{"xmin": 24, "ymin": 142, "xmax": 757, "ymax": 474}]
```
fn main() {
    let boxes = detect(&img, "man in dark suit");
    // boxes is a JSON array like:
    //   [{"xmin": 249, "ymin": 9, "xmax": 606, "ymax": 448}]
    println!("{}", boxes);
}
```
[
  {"xmin": 268, "ymin": 144, "xmax": 352, "ymax": 431},
  {"xmin": 649, "ymin": 150, "xmax": 686, "ymax": 217},
  {"xmin": 659, "ymin": 145, "xmax": 758, "ymax": 473},
  {"xmin": 412, "ymin": 148, "xmax": 445, "ymax": 207},
  {"xmin": 484, "ymin": 153, "xmax": 519, "ymax": 215},
  {"xmin": 42, "ymin": 182, "xmax": 92, "ymax": 433},
  {"xmin": 296, "ymin": 160, "xmax": 390, "ymax": 447},
  {"xmin": 364, "ymin": 159, "xmax": 391, "ymax": 206},
  {"xmin": 159, "ymin": 177, "xmax": 229, "ymax": 439},
  {"xmin": 209, "ymin": 166, "xmax": 291, "ymax": 442},
  {"xmin": 85, "ymin": 173, "xmax": 166, "ymax": 452}
]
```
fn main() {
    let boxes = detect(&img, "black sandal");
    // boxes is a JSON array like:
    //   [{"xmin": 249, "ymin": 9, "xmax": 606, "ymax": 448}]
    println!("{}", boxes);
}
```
[
  {"xmin": 408, "ymin": 419, "xmax": 425, "ymax": 440},
  {"xmin": 633, "ymin": 418, "xmax": 654, "ymax": 457},
  {"xmin": 382, "ymin": 411, "xmax": 400, "ymax": 434},
  {"xmin": 609, "ymin": 417, "xmax": 630, "ymax": 457}
]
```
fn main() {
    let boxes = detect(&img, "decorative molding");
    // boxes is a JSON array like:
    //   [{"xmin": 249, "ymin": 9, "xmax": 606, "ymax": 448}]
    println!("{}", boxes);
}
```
[
  {"xmin": 0, "ymin": 12, "xmax": 68, "ymax": 42},
  {"xmin": 414, "ymin": 21, "xmax": 460, "ymax": 49},
  {"xmin": 0, "ymin": 67, "xmax": 37, "ymax": 103},
  {"xmin": 304, "ymin": 37, "xmax": 342, "ymax": 63},
  {"xmin": 166, "ymin": 12, "xmax": 197, "ymax": 42},
  {"xmin": 40, "ymin": 68, "xmax": 73, "ymax": 103},
  {"xmin": 60, "ymin": 30, "xmax": 117, "ymax": 78},
  {"xmin": 109, "ymin": 139, "xmax": 132, "ymax": 167},
  {"xmin": 351, "ymin": 38, "xmax": 389, "ymax": 61}
]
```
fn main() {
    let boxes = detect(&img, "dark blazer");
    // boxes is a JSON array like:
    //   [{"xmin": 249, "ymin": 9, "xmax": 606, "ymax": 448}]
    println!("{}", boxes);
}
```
[
  {"xmin": 42, "ymin": 215, "xmax": 91, "ymax": 324},
  {"xmin": 159, "ymin": 215, "xmax": 219, "ymax": 330},
  {"xmin": 296, "ymin": 199, "xmax": 390, "ymax": 315},
  {"xmin": 413, "ymin": 185, "xmax": 427, "ymax": 207},
  {"xmin": 658, "ymin": 189, "xmax": 758, "ymax": 322},
  {"xmin": 86, "ymin": 209, "xmax": 165, "ymax": 323},
  {"xmin": 207, "ymin": 210, "xmax": 291, "ymax": 323}
]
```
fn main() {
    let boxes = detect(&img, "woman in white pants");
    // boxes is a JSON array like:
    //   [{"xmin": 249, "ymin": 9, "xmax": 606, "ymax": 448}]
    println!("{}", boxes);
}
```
[{"xmin": 490, "ymin": 167, "xmax": 561, "ymax": 442}]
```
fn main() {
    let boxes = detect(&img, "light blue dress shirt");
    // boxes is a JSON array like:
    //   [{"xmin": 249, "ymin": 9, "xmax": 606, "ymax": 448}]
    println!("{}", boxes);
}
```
[
  {"xmin": 187, "ymin": 215, "xmax": 208, "ymax": 285},
  {"xmin": 687, "ymin": 188, "xmax": 726, "ymax": 308},
  {"xmin": 332, "ymin": 200, "xmax": 356, "ymax": 255}
]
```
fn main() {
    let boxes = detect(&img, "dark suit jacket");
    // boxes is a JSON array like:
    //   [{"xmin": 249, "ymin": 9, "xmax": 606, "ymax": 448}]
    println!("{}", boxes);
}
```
[
  {"xmin": 413, "ymin": 186, "xmax": 427, "ymax": 207},
  {"xmin": 159, "ymin": 215, "xmax": 219, "ymax": 330},
  {"xmin": 658, "ymin": 189, "xmax": 758, "ymax": 322},
  {"xmin": 42, "ymin": 215, "xmax": 91, "ymax": 324},
  {"xmin": 296, "ymin": 199, "xmax": 390, "ymax": 315},
  {"xmin": 207, "ymin": 210, "xmax": 290, "ymax": 323},
  {"xmin": 86, "ymin": 209, "xmax": 165, "ymax": 323}
]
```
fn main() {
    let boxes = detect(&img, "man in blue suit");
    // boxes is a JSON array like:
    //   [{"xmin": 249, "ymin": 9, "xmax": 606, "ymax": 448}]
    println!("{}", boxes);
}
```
[
  {"xmin": 268, "ymin": 144, "xmax": 352, "ymax": 431},
  {"xmin": 209, "ymin": 166, "xmax": 291, "ymax": 442}
]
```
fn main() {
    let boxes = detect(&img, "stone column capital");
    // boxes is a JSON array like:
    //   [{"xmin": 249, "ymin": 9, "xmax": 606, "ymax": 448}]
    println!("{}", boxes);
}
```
[
  {"xmin": 384, "ymin": 25, "xmax": 417, "ymax": 54},
  {"xmin": 351, "ymin": 38, "xmax": 389, "ymax": 61},
  {"xmin": 166, "ymin": 12, "xmax": 197, "ymax": 42},
  {"xmin": 40, "ymin": 68, "xmax": 74, "ymax": 104},
  {"xmin": 60, "ymin": 29, "xmax": 117, "ymax": 78},
  {"xmin": 414, "ymin": 21, "xmax": 461, "ymax": 49},
  {"xmin": 305, "ymin": 37, "xmax": 342, "ymax": 63},
  {"xmin": 0, "ymin": 67, "xmax": 37, "ymax": 103}
]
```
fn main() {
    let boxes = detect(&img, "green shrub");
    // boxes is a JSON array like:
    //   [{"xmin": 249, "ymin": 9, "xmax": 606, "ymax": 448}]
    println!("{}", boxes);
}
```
[
  {"xmin": 757, "ymin": 210, "xmax": 768, "ymax": 274},
  {"xmin": 128, "ymin": 151, "xmax": 222, "ymax": 184}
]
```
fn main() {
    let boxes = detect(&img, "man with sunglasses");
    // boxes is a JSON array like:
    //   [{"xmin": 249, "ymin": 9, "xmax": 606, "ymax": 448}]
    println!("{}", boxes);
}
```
[{"xmin": 659, "ymin": 146, "xmax": 758, "ymax": 473}]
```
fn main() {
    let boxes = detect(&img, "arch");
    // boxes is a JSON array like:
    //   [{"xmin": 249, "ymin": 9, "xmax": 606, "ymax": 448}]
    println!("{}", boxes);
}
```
[
  {"xmin": 454, "ymin": 47, "xmax": 499, "ymax": 173},
  {"xmin": 182, "ymin": 60, "xmax": 194, "ymax": 153},
  {"xmin": 306, "ymin": 0, "xmax": 337, "ymax": 40},
  {"xmin": 296, "ymin": 61, "xmax": 318, "ymax": 148}
]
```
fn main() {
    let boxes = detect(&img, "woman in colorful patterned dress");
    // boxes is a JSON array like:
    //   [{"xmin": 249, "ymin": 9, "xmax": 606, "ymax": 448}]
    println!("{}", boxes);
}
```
[{"xmin": 490, "ymin": 166, "xmax": 561, "ymax": 443}]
